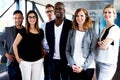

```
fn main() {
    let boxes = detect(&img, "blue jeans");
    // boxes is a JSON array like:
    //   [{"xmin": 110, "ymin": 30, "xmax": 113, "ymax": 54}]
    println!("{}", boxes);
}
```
[
  {"xmin": 96, "ymin": 62, "xmax": 117, "ymax": 80},
  {"xmin": 8, "ymin": 60, "xmax": 22, "ymax": 80}
]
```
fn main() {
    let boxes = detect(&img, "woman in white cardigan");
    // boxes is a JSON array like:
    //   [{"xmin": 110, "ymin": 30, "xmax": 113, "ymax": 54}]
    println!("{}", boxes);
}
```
[{"xmin": 96, "ymin": 4, "xmax": 120, "ymax": 80}]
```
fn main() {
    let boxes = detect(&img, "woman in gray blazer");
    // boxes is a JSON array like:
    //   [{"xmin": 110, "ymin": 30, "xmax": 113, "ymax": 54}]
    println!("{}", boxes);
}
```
[{"xmin": 66, "ymin": 8, "xmax": 97, "ymax": 80}]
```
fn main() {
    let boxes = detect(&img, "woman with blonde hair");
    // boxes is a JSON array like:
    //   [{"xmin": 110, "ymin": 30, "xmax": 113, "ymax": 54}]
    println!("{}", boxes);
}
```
[
  {"xmin": 96, "ymin": 4, "xmax": 120, "ymax": 80},
  {"xmin": 66, "ymin": 8, "xmax": 97, "ymax": 80}
]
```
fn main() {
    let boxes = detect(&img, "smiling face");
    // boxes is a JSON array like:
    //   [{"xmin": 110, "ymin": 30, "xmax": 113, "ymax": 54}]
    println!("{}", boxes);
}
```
[
  {"xmin": 13, "ymin": 13, "xmax": 23, "ymax": 27},
  {"xmin": 103, "ymin": 4, "xmax": 117, "ymax": 23},
  {"xmin": 28, "ymin": 13, "xmax": 37, "ymax": 26},
  {"xmin": 76, "ymin": 11, "xmax": 86, "ymax": 26},
  {"xmin": 54, "ymin": 2, "xmax": 65, "ymax": 18},
  {"xmin": 103, "ymin": 8, "xmax": 116, "ymax": 22}
]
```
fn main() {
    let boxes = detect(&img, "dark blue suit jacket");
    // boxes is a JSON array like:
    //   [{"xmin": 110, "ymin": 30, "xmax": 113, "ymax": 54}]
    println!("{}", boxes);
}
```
[{"xmin": 46, "ymin": 19, "xmax": 72, "ymax": 64}]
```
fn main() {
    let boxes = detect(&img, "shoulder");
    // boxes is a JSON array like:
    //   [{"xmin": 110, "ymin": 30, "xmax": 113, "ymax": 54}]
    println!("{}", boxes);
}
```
[
  {"xmin": 39, "ymin": 28, "xmax": 44, "ymax": 39},
  {"xmin": 64, "ymin": 19, "xmax": 72, "ymax": 24},
  {"xmin": 41, "ymin": 22, "xmax": 46, "ymax": 25},
  {"xmin": 40, "ymin": 28, "xmax": 44, "ymax": 35},
  {"xmin": 40, "ymin": 28, "xmax": 44, "ymax": 33},
  {"xmin": 41, "ymin": 22, "xmax": 46, "ymax": 29},
  {"xmin": 19, "ymin": 27, "xmax": 26, "ymax": 36},
  {"xmin": 5, "ymin": 26, "xmax": 15, "ymax": 30},
  {"xmin": 46, "ymin": 20, "xmax": 55, "ymax": 25},
  {"xmin": 87, "ymin": 25, "xmax": 95, "ymax": 33},
  {"xmin": 112, "ymin": 25, "xmax": 120, "ymax": 30},
  {"xmin": 86, "ymin": 26, "xmax": 98, "ymax": 37},
  {"xmin": 108, "ymin": 25, "xmax": 120, "ymax": 33},
  {"xmin": 3, "ymin": 26, "xmax": 15, "ymax": 33},
  {"xmin": 68, "ymin": 29, "xmax": 75, "ymax": 35},
  {"xmin": 110, "ymin": 25, "xmax": 120, "ymax": 36},
  {"xmin": 46, "ymin": 20, "xmax": 54, "ymax": 26},
  {"xmin": 64, "ymin": 19, "xmax": 72, "ymax": 29},
  {"xmin": 69, "ymin": 29, "xmax": 75, "ymax": 33},
  {"xmin": 46, "ymin": 20, "xmax": 55, "ymax": 30},
  {"xmin": 20, "ymin": 27, "xmax": 26, "ymax": 32}
]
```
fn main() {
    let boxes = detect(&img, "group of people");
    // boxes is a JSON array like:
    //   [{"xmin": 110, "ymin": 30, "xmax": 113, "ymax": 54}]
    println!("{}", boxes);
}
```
[{"xmin": 0, "ymin": 1, "xmax": 120, "ymax": 80}]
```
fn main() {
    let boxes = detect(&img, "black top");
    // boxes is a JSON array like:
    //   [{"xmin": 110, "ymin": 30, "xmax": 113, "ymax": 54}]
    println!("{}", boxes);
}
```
[
  {"xmin": 101, "ymin": 25, "xmax": 114, "ymax": 45},
  {"xmin": 16, "ymin": 28, "xmax": 21, "ymax": 35},
  {"xmin": 18, "ymin": 28, "xmax": 44, "ymax": 61}
]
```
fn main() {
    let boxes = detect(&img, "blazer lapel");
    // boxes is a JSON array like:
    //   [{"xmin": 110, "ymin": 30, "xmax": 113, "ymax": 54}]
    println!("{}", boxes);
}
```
[
  {"xmin": 9, "ymin": 26, "xmax": 16, "ymax": 54},
  {"xmin": 72, "ymin": 30, "xmax": 76, "ymax": 51}
]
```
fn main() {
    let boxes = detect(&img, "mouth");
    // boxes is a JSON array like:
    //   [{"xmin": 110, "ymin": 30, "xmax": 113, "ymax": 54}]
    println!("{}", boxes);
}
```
[{"xmin": 55, "ymin": 12, "xmax": 60, "ymax": 15}]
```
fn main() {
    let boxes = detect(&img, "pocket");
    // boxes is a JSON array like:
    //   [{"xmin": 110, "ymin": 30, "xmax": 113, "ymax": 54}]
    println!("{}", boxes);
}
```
[
  {"xmin": 40, "ymin": 58, "xmax": 44, "ymax": 62},
  {"xmin": 19, "ymin": 60, "xmax": 24, "ymax": 65}
]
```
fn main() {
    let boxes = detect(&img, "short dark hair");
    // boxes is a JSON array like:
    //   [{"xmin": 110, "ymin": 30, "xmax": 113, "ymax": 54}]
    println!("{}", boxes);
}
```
[
  {"xmin": 45, "ymin": 4, "xmax": 54, "ymax": 9},
  {"xmin": 13, "ymin": 10, "xmax": 23, "ymax": 15},
  {"xmin": 55, "ymin": 2, "xmax": 65, "ymax": 7}
]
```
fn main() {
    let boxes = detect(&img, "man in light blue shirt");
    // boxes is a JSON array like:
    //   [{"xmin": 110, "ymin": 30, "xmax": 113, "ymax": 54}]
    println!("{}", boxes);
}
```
[{"xmin": 41, "ymin": 4, "xmax": 55, "ymax": 80}]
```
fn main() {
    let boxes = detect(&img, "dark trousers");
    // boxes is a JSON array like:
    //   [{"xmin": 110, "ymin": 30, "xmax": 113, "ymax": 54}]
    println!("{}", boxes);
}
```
[
  {"xmin": 50, "ymin": 59, "xmax": 69, "ymax": 80},
  {"xmin": 8, "ymin": 60, "xmax": 22, "ymax": 80},
  {"xmin": 44, "ymin": 55, "xmax": 51, "ymax": 80},
  {"xmin": 69, "ymin": 67, "xmax": 94, "ymax": 80}
]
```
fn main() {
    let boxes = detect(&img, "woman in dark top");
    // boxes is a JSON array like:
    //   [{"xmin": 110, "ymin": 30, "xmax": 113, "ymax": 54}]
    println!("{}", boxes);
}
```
[{"xmin": 13, "ymin": 10, "xmax": 44, "ymax": 80}]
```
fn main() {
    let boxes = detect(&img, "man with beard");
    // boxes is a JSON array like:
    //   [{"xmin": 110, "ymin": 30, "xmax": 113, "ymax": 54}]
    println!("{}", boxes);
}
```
[
  {"xmin": 45, "ymin": 2, "xmax": 72, "ymax": 80},
  {"xmin": 0, "ymin": 10, "xmax": 24, "ymax": 80}
]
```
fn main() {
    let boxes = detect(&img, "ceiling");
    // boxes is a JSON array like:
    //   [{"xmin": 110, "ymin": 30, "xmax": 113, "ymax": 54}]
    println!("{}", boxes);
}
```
[{"xmin": 28, "ymin": 0, "xmax": 120, "ymax": 15}]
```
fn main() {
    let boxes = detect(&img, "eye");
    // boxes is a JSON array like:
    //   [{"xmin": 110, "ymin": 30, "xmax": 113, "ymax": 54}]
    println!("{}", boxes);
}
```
[
  {"xmin": 81, "ymin": 15, "xmax": 84, "ymax": 17},
  {"xmin": 108, "ymin": 11, "xmax": 112, "ymax": 14},
  {"xmin": 104, "ymin": 11, "xmax": 107, "ymax": 14},
  {"xmin": 76, "ymin": 15, "xmax": 79, "ymax": 17}
]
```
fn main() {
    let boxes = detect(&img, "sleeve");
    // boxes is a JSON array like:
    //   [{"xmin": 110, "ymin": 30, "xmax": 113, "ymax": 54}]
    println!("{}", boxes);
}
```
[
  {"xmin": 0, "ymin": 27, "xmax": 8, "ymax": 56},
  {"xmin": 82, "ymin": 27, "xmax": 98, "ymax": 70},
  {"xmin": 106, "ymin": 26, "xmax": 120, "ymax": 40},
  {"xmin": 40, "ymin": 29, "xmax": 44, "ymax": 40},
  {"xmin": 66, "ymin": 30, "xmax": 76, "ymax": 67},
  {"xmin": 18, "ymin": 28, "xmax": 26, "ymax": 37}
]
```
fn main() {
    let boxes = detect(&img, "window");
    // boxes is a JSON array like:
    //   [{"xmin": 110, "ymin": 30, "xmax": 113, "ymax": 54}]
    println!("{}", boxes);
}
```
[{"xmin": 0, "ymin": 0, "xmax": 15, "ymax": 32}]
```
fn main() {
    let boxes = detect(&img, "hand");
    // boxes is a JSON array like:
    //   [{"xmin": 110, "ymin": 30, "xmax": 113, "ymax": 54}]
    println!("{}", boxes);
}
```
[
  {"xmin": 97, "ymin": 41, "xmax": 102, "ymax": 45},
  {"xmin": 98, "ymin": 40, "xmax": 108, "ymax": 50},
  {"xmin": 72, "ymin": 65, "xmax": 83, "ymax": 73},
  {"xmin": 5, "ymin": 53, "xmax": 15, "ymax": 62},
  {"xmin": 42, "ymin": 50, "xmax": 48, "ymax": 58},
  {"xmin": 72, "ymin": 65, "xmax": 78, "ymax": 72},
  {"xmin": 15, "ymin": 57, "xmax": 22, "ymax": 64},
  {"xmin": 76, "ymin": 66, "xmax": 83, "ymax": 73}
]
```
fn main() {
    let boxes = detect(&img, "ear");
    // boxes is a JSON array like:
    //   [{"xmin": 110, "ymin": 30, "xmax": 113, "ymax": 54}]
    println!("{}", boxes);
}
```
[
  {"xmin": 64, "ymin": 8, "xmax": 65, "ymax": 12},
  {"xmin": 113, "ymin": 14, "xmax": 116, "ymax": 19},
  {"xmin": 22, "ymin": 16, "xmax": 24, "ymax": 20}
]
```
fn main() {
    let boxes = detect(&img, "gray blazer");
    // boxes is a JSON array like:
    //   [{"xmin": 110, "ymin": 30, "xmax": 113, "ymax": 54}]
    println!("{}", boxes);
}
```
[
  {"xmin": 66, "ymin": 27, "xmax": 97, "ymax": 70},
  {"xmin": 0, "ymin": 26, "xmax": 20, "ymax": 65}
]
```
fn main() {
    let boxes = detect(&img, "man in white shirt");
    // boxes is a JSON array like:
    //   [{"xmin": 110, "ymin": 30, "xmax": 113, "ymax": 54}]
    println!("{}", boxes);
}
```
[{"xmin": 45, "ymin": 2, "xmax": 72, "ymax": 80}]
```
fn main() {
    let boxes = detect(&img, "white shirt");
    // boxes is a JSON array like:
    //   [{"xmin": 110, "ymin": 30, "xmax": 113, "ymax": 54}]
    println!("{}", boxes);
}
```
[
  {"xmin": 73, "ymin": 30, "xmax": 95, "ymax": 68},
  {"xmin": 96, "ymin": 25, "xmax": 120, "ymax": 64},
  {"xmin": 73, "ymin": 30, "xmax": 85, "ymax": 67},
  {"xmin": 53, "ymin": 22, "xmax": 64, "ymax": 59}
]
